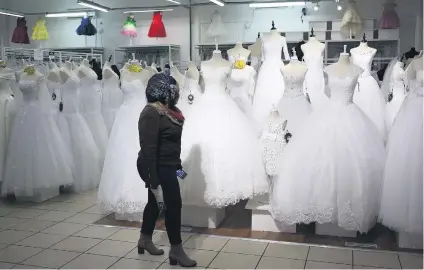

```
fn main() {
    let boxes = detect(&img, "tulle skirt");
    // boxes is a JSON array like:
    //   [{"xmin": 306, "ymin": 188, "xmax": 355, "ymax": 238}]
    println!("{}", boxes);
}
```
[
  {"xmin": 379, "ymin": 92, "xmax": 423, "ymax": 235},
  {"xmin": 56, "ymin": 112, "xmax": 101, "ymax": 193},
  {"xmin": 98, "ymin": 95, "xmax": 148, "ymax": 215},
  {"xmin": 270, "ymin": 102, "xmax": 386, "ymax": 233},
  {"xmin": 354, "ymin": 74, "xmax": 387, "ymax": 141},
  {"xmin": 181, "ymin": 89, "xmax": 268, "ymax": 207},
  {"xmin": 385, "ymin": 88, "xmax": 406, "ymax": 132},
  {"xmin": 2, "ymin": 104, "xmax": 73, "ymax": 197},
  {"xmin": 277, "ymin": 93, "xmax": 312, "ymax": 136},
  {"xmin": 81, "ymin": 111, "xmax": 108, "ymax": 159}
]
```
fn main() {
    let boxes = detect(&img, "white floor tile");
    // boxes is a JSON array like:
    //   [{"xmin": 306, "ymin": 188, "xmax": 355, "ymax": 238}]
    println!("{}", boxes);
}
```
[
  {"xmin": 209, "ymin": 252, "xmax": 260, "ymax": 269},
  {"xmin": 62, "ymin": 253, "xmax": 119, "ymax": 269},
  {"xmin": 12, "ymin": 219, "xmax": 57, "ymax": 233},
  {"xmin": 47, "ymin": 193, "xmax": 85, "ymax": 203},
  {"xmin": 153, "ymin": 231, "xmax": 192, "ymax": 247},
  {"xmin": 12, "ymin": 264, "xmax": 50, "ymax": 269},
  {"xmin": 110, "ymin": 258, "xmax": 162, "ymax": 269},
  {"xmin": 0, "ymin": 244, "xmax": 7, "ymax": 251},
  {"xmin": 0, "ymin": 245, "xmax": 43, "ymax": 264},
  {"xmin": 183, "ymin": 235, "xmax": 229, "ymax": 251},
  {"xmin": 74, "ymin": 225, "xmax": 120, "ymax": 239},
  {"xmin": 307, "ymin": 246, "xmax": 353, "ymax": 265},
  {"xmin": 16, "ymin": 233, "xmax": 68, "ymax": 248},
  {"xmin": 353, "ymin": 250, "xmax": 401, "ymax": 268},
  {"xmin": 158, "ymin": 263, "xmax": 205, "ymax": 269},
  {"xmin": 164, "ymin": 248, "xmax": 218, "ymax": 267},
  {"xmin": 28, "ymin": 201, "xmax": 69, "ymax": 211},
  {"xmin": 64, "ymin": 213, "xmax": 105, "ymax": 224},
  {"xmin": 21, "ymin": 249, "xmax": 80, "ymax": 268},
  {"xmin": 108, "ymin": 228, "xmax": 139, "ymax": 242},
  {"xmin": 305, "ymin": 261, "xmax": 351, "ymax": 269},
  {"xmin": 0, "ymin": 262, "xmax": 15, "ymax": 269},
  {"xmin": 222, "ymin": 239, "xmax": 268, "ymax": 255},
  {"xmin": 257, "ymin": 256, "xmax": 305, "ymax": 269},
  {"xmin": 0, "ymin": 207, "xmax": 18, "ymax": 217},
  {"xmin": 125, "ymin": 245, "xmax": 170, "ymax": 263},
  {"xmin": 0, "ymin": 217, "xmax": 28, "ymax": 230},
  {"xmin": 0, "ymin": 230, "xmax": 34, "ymax": 245},
  {"xmin": 34, "ymin": 211, "xmax": 76, "ymax": 222},
  {"xmin": 86, "ymin": 240, "xmax": 135, "ymax": 257},
  {"xmin": 41, "ymin": 222, "xmax": 87, "ymax": 236},
  {"xmin": 6, "ymin": 209, "xmax": 48, "ymax": 219},
  {"xmin": 82, "ymin": 205, "xmax": 109, "ymax": 215},
  {"xmin": 264, "ymin": 243, "xmax": 309, "ymax": 260},
  {"xmin": 53, "ymin": 202, "xmax": 93, "ymax": 213},
  {"xmin": 398, "ymin": 252, "xmax": 423, "ymax": 269},
  {"xmin": 50, "ymin": 236, "xmax": 102, "ymax": 253}
]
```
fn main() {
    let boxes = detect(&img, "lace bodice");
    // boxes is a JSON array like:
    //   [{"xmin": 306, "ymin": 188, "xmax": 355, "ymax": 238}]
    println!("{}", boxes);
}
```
[
  {"xmin": 326, "ymin": 74, "xmax": 359, "ymax": 105},
  {"xmin": 18, "ymin": 76, "xmax": 44, "ymax": 104},
  {"xmin": 304, "ymin": 53, "xmax": 324, "ymax": 71},
  {"xmin": 201, "ymin": 65, "xmax": 229, "ymax": 92},
  {"xmin": 262, "ymin": 35, "xmax": 288, "ymax": 62},
  {"xmin": 282, "ymin": 73, "xmax": 305, "ymax": 98},
  {"xmin": 62, "ymin": 76, "xmax": 81, "ymax": 114},
  {"xmin": 351, "ymin": 50, "xmax": 375, "ymax": 74},
  {"xmin": 121, "ymin": 79, "xmax": 145, "ymax": 103}
]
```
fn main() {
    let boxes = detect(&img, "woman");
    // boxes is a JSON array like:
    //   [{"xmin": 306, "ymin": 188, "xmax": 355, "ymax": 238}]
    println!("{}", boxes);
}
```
[{"xmin": 137, "ymin": 73, "xmax": 196, "ymax": 268}]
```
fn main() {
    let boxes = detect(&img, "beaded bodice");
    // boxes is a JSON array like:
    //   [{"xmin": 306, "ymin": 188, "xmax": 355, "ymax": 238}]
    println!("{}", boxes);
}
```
[
  {"xmin": 326, "ymin": 74, "xmax": 359, "ymax": 105},
  {"xmin": 351, "ymin": 49, "xmax": 375, "ymax": 75},
  {"xmin": 282, "ymin": 73, "xmax": 305, "ymax": 98},
  {"xmin": 201, "ymin": 65, "xmax": 229, "ymax": 92},
  {"xmin": 18, "ymin": 76, "xmax": 44, "ymax": 104},
  {"xmin": 121, "ymin": 79, "xmax": 145, "ymax": 103}
]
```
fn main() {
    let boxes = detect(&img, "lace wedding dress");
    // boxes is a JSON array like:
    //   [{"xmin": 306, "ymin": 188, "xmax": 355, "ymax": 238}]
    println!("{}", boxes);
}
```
[
  {"xmin": 98, "ymin": 79, "xmax": 148, "ymax": 217},
  {"xmin": 56, "ymin": 75, "xmax": 101, "ymax": 193},
  {"xmin": 385, "ymin": 60, "xmax": 406, "ymax": 131},
  {"xmin": 278, "ymin": 71, "xmax": 311, "ymax": 135},
  {"xmin": 2, "ymin": 75, "xmax": 73, "ymax": 198},
  {"xmin": 180, "ymin": 65, "xmax": 268, "ymax": 207},
  {"xmin": 379, "ymin": 70, "xmax": 423, "ymax": 236},
  {"xmin": 178, "ymin": 73, "xmax": 202, "ymax": 116},
  {"xmin": 303, "ymin": 52, "xmax": 330, "ymax": 110},
  {"xmin": 352, "ymin": 49, "xmax": 387, "ymax": 140},
  {"xmin": 253, "ymin": 34, "xmax": 289, "ymax": 125},
  {"xmin": 270, "ymin": 71, "xmax": 386, "ymax": 233},
  {"xmin": 340, "ymin": 0, "xmax": 363, "ymax": 38},
  {"xmin": 102, "ymin": 72, "xmax": 123, "ymax": 135}
]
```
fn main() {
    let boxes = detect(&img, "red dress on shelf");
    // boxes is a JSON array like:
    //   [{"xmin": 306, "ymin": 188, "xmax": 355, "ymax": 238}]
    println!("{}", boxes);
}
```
[{"xmin": 148, "ymin": 12, "xmax": 167, "ymax": 38}]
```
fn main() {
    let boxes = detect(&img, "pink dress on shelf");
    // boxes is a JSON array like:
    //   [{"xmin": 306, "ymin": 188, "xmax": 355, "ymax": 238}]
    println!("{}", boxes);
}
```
[{"xmin": 379, "ymin": 3, "xmax": 400, "ymax": 29}]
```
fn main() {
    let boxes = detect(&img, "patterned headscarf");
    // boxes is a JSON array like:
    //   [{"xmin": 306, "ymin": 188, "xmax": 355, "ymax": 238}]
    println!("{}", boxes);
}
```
[{"xmin": 146, "ymin": 73, "xmax": 178, "ymax": 104}]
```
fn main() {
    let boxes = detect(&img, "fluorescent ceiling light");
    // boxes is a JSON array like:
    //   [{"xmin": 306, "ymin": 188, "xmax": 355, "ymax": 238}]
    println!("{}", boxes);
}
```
[
  {"xmin": 166, "ymin": 0, "xmax": 181, "ymax": 3},
  {"xmin": 123, "ymin": 9, "xmax": 173, "ymax": 13},
  {"xmin": 45, "ymin": 11, "xmax": 95, "ymax": 17},
  {"xmin": 209, "ymin": 0, "xmax": 224, "ymax": 6},
  {"xmin": 249, "ymin": 2, "xmax": 305, "ymax": 8},
  {"xmin": 77, "ymin": 0, "xmax": 110, "ymax": 12},
  {"xmin": 0, "ymin": 8, "xmax": 24, "ymax": 17}
]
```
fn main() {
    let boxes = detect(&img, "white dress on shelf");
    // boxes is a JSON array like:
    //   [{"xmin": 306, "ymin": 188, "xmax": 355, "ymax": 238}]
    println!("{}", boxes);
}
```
[
  {"xmin": 227, "ymin": 57, "xmax": 256, "ymax": 123},
  {"xmin": 98, "ymin": 79, "xmax": 148, "ymax": 217},
  {"xmin": 270, "ymin": 72, "xmax": 386, "ymax": 233},
  {"xmin": 385, "ymin": 62, "xmax": 406, "ymax": 131},
  {"xmin": 79, "ymin": 76, "xmax": 109, "ymax": 158},
  {"xmin": 180, "ymin": 65, "xmax": 268, "ymax": 207},
  {"xmin": 258, "ymin": 117, "xmax": 288, "ymax": 178},
  {"xmin": 303, "ymin": 53, "xmax": 330, "ymax": 110},
  {"xmin": 2, "ymin": 75, "xmax": 73, "ymax": 198},
  {"xmin": 207, "ymin": 10, "xmax": 227, "ymax": 37},
  {"xmin": 178, "ymin": 75, "xmax": 203, "ymax": 116},
  {"xmin": 56, "ymin": 75, "xmax": 101, "ymax": 193},
  {"xmin": 277, "ymin": 71, "xmax": 312, "ymax": 135},
  {"xmin": 379, "ymin": 71, "xmax": 423, "ymax": 236},
  {"xmin": 352, "ymin": 50, "xmax": 387, "ymax": 141},
  {"xmin": 253, "ymin": 34, "xmax": 289, "ymax": 125},
  {"xmin": 102, "ymin": 73, "xmax": 123, "ymax": 136},
  {"xmin": 340, "ymin": 0, "xmax": 363, "ymax": 39}
]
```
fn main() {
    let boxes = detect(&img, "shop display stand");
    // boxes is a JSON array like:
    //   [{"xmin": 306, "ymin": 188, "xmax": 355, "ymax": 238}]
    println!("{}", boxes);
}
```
[
  {"xmin": 181, "ymin": 204, "xmax": 225, "ymax": 229},
  {"xmin": 397, "ymin": 232, "xmax": 423, "ymax": 249},
  {"xmin": 245, "ymin": 196, "xmax": 296, "ymax": 233}
]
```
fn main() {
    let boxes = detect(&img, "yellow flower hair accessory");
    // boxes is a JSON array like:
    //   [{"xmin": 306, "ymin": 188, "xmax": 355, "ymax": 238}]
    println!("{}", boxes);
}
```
[
  {"xmin": 129, "ymin": 63, "xmax": 142, "ymax": 73},
  {"xmin": 24, "ymin": 66, "xmax": 36, "ymax": 75},
  {"xmin": 0, "ymin": 61, "xmax": 6, "ymax": 68},
  {"xmin": 233, "ymin": 59, "xmax": 246, "ymax": 70}
]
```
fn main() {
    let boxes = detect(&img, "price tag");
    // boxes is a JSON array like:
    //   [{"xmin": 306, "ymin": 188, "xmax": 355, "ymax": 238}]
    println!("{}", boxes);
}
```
[{"xmin": 34, "ymin": 49, "xmax": 43, "ymax": 61}]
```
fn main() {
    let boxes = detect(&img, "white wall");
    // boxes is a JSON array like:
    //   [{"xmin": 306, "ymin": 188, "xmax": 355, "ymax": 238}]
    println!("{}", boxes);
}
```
[{"xmin": 0, "ymin": 0, "xmax": 422, "ymax": 63}]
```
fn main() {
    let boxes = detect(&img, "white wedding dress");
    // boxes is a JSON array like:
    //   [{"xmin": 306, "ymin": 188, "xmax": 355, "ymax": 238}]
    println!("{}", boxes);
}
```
[
  {"xmin": 277, "ymin": 70, "xmax": 311, "ymax": 135},
  {"xmin": 2, "ymin": 75, "xmax": 73, "ymax": 198},
  {"xmin": 98, "ymin": 79, "xmax": 148, "ymax": 216},
  {"xmin": 352, "ymin": 50, "xmax": 387, "ymax": 141},
  {"xmin": 379, "ymin": 71, "xmax": 423, "ymax": 236},
  {"xmin": 178, "ymin": 75, "xmax": 202, "ymax": 116},
  {"xmin": 79, "ymin": 76, "xmax": 108, "ymax": 158},
  {"xmin": 385, "ymin": 61, "xmax": 406, "ymax": 131},
  {"xmin": 56, "ymin": 75, "xmax": 101, "ymax": 193},
  {"xmin": 180, "ymin": 65, "xmax": 268, "ymax": 207},
  {"xmin": 207, "ymin": 10, "xmax": 227, "ymax": 37},
  {"xmin": 253, "ymin": 34, "xmax": 289, "ymax": 125},
  {"xmin": 270, "ymin": 71, "xmax": 386, "ymax": 233},
  {"xmin": 102, "ymin": 72, "xmax": 123, "ymax": 135},
  {"xmin": 45, "ymin": 80, "xmax": 61, "ymax": 116},
  {"xmin": 303, "ymin": 52, "xmax": 330, "ymax": 110}
]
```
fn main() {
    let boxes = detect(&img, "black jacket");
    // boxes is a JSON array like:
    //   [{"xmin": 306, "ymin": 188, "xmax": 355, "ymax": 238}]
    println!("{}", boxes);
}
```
[{"xmin": 138, "ymin": 103, "xmax": 183, "ymax": 188}]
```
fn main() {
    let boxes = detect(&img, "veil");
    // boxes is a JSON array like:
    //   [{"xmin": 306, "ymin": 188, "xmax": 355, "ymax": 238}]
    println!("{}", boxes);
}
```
[{"xmin": 381, "ymin": 58, "xmax": 399, "ymax": 102}]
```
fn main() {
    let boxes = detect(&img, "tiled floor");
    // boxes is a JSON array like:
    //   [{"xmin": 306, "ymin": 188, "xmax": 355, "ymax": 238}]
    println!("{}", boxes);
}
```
[{"xmin": 0, "ymin": 191, "xmax": 422, "ymax": 269}]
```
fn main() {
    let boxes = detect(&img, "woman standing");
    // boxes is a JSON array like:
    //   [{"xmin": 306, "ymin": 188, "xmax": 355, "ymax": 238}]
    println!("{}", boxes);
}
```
[{"xmin": 137, "ymin": 73, "xmax": 196, "ymax": 268}]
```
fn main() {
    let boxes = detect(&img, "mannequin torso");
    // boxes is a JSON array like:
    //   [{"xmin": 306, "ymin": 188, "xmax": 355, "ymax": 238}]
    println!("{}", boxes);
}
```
[
  {"xmin": 301, "ymin": 37, "xmax": 325, "ymax": 61},
  {"xmin": 202, "ymin": 50, "xmax": 231, "ymax": 69},
  {"xmin": 350, "ymin": 42, "xmax": 377, "ymax": 74},
  {"xmin": 227, "ymin": 42, "xmax": 251, "ymax": 62},
  {"xmin": 60, "ymin": 62, "xmax": 76, "ymax": 83},
  {"xmin": 248, "ymin": 37, "xmax": 262, "ymax": 58},
  {"xmin": 186, "ymin": 62, "xmax": 200, "ymax": 81},
  {"xmin": 103, "ymin": 61, "xmax": 115, "ymax": 79}
]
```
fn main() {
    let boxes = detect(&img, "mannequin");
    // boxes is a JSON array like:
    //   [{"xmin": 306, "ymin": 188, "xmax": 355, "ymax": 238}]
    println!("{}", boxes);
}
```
[
  {"xmin": 77, "ymin": 58, "xmax": 97, "ymax": 79},
  {"xmin": 103, "ymin": 61, "xmax": 115, "ymax": 79},
  {"xmin": 202, "ymin": 50, "xmax": 231, "ymax": 68},
  {"xmin": 248, "ymin": 33, "xmax": 262, "ymax": 58},
  {"xmin": 170, "ymin": 62, "xmax": 184, "ymax": 88},
  {"xmin": 60, "ymin": 61, "xmax": 75, "ymax": 83},
  {"xmin": 186, "ymin": 61, "xmax": 200, "ymax": 81},
  {"xmin": 351, "ymin": 34, "xmax": 377, "ymax": 57},
  {"xmin": 125, "ymin": 60, "xmax": 151, "ymax": 84},
  {"xmin": 301, "ymin": 29, "xmax": 326, "ymax": 58},
  {"xmin": 227, "ymin": 42, "xmax": 251, "ymax": 62},
  {"xmin": 267, "ymin": 22, "xmax": 290, "ymax": 61},
  {"xmin": 47, "ymin": 62, "xmax": 61, "ymax": 84},
  {"xmin": 281, "ymin": 49, "xmax": 308, "ymax": 77},
  {"xmin": 326, "ymin": 45, "xmax": 363, "ymax": 77},
  {"xmin": 102, "ymin": 60, "xmax": 123, "ymax": 135}
]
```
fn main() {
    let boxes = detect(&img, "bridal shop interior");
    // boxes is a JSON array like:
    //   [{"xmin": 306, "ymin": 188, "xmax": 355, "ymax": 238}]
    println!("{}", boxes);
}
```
[{"xmin": 0, "ymin": 0, "xmax": 423, "ymax": 260}]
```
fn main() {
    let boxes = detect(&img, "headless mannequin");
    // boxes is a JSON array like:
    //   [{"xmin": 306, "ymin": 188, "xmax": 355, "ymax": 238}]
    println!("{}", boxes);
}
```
[
  {"xmin": 265, "ymin": 23, "xmax": 290, "ymax": 61},
  {"xmin": 60, "ymin": 61, "xmax": 75, "ymax": 83},
  {"xmin": 281, "ymin": 49, "xmax": 308, "ymax": 78},
  {"xmin": 227, "ymin": 42, "xmax": 251, "ymax": 61},
  {"xmin": 186, "ymin": 61, "xmax": 200, "ymax": 81},
  {"xmin": 301, "ymin": 30, "xmax": 325, "ymax": 60},
  {"xmin": 21, "ymin": 66, "xmax": 43, "ymax": 82},
  {"xmin": 77, "ymin": 59, "xmax": 96, "ymax": 79},
  {"xmin": 0, "ymin": 67, "xmax": 14, "ymax": 95},
  {"xmin": 170, "ymin": 62, "xmax": 184, "ymax": 88},
  {"xmin": 47, "ymin": 61, "xmax": 61, "ymax": 83},
  {"xmin": 103, "ymin": 61, "xmax": 116, "ymax": 79},
  {"xmin": 325, "ymin": 46, "xmax": 363, "ymax": 77},
  {"xmin": 202, "ymin": 50, "xmax": 231, "ymax": 68},
  {"xmin": 151, "ymin": 63, "xmax": 158, "ymax": 73},
  {"xmin": 124, "ymin": 60, "xmax": 151, "ymax": 84},
  {"xmin": 248, "ymin": 33, "xmax": 262, "ymax": 58}
]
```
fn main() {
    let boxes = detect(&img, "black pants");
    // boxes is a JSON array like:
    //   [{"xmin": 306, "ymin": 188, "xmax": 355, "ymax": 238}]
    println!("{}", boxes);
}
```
[{"xmin": 138, "ymin": 165, "xmax": 182, "ymax": 245}]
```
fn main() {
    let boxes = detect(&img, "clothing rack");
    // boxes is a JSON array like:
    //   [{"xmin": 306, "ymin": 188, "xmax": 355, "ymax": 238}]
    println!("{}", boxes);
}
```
[{"xmin": 113, "ymin": 45, "xmax": 180, "ymax": 69}]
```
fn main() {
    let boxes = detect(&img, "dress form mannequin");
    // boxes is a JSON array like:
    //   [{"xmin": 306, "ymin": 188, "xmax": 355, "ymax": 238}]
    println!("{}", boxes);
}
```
[
  {"xmin": 102, "ymin": 60, "xmax": 123, "ymax": 135},
  {"xmin": 60, "ymin": 61, "xmax": 75, "ymax": 83},
  {"xmin": 170, "ymin": 62, "xmax": 184, "ymax": 88},
  {"xmin": 326, "ymin": 46, "xmax": 362, "ymax": 77},
  {"xmin": 187, "ymin": 61, "xmax": 200, "ymax": 81},
  {"xmin": 249, "ymin": 33, "xmax": 262, "ymax": 72},
  {"xmin": 268, "ymin": 26, "xmax": 290, "ymax": 61},
  {"xmin": 202, "ymin": 50, "xmax": 231, "ymax": 68},
  {"xmin": 47, "ymin": 64, "xmax": 61, "ymax": 84},
  {"xmin": 227, "ymin": 42, "xmax": 251, "ymax": 62},
  {"xmin": 77, "ymin": 58, "xmax": 97, "ymax": 79},
  {"xmin": 103, "ymin": 61, "xmax": 115, "ymax": 79}
]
